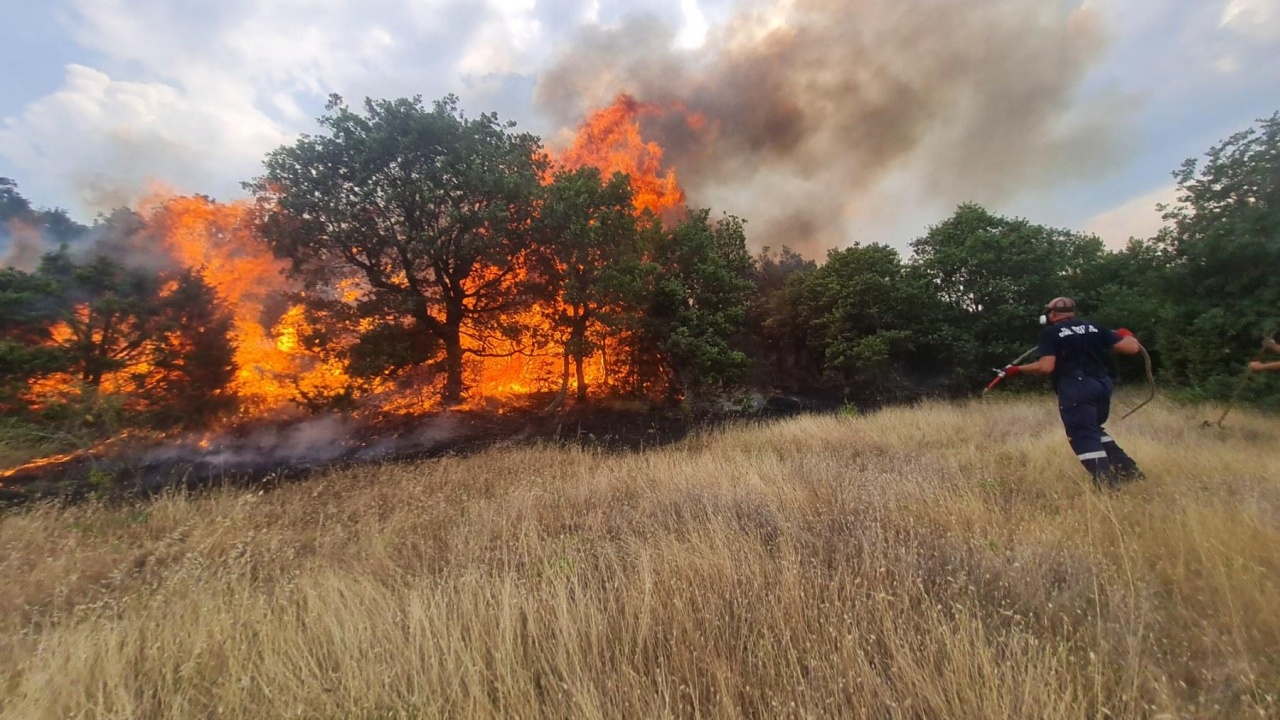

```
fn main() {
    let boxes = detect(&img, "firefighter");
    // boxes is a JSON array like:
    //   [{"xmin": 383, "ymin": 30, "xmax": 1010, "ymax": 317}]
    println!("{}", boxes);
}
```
[
  {"xmin": 999, "ymin": 297, "xmax": 1145, "ymax": 488},
  {"xmin": 1248, "ymin": 337, "xmax": 1280, "ymax": 373}
]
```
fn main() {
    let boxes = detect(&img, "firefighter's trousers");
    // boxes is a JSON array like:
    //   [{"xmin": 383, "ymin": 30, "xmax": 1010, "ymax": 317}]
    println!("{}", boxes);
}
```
[{"xmin": 1056, "ymin": 374, "xmax": 1142, "ymax": 488}]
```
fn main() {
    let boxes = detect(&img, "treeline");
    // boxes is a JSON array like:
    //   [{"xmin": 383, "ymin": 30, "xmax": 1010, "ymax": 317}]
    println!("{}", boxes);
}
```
[
  {"xmin": 2, "ymin": 99, "xmax": 1278, "ymax": 433},
  {"xmin": 1, "ymin": 199, "xmax": 237, "ymax": 427}
]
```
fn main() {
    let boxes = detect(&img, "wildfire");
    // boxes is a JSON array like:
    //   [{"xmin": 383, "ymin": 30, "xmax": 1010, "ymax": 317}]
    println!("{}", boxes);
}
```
[
  {"xmin": 146, "ymin": 196, "xmax": 352, "ymax": 413},
  {"xmin": 556, "ymin": 94, "xmax": 698, "ymax": 221},
  {"xmin": 449, "ymin": 95, "xmax": 701, "ymax": 408},
  {"xmin": 13, "ymin": 94, "xmax": 694, "ymax": 424},
  {"xmin": 0, "ymin": 451, "xmax": 81, "ymax": 483}
]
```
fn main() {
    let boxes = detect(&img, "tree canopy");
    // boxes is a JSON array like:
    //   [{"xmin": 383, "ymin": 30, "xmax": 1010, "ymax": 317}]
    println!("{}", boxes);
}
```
[
  {"xmin": 1154, "ymin": 113, "xmax": 1280, "ymax": 397},
  {"xmin": 535, "ymin": 167, "xmax": 653, "ymax": 404},
  {"xmin": 5, "ymin": 105, "xmax": 1280, "ymax": 425},
  {"xmin": 250, "ymin": 94, "xmax": 547, "ymax": 405}
]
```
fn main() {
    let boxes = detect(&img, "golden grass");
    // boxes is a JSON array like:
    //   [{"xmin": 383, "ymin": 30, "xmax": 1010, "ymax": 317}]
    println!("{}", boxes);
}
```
[{"xmin": 1, "ymin": 397, "xmax": 1278, "ymax": 718}]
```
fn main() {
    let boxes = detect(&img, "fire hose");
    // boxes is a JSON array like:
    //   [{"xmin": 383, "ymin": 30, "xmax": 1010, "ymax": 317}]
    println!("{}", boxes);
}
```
[
  {"xmin": 1118, "ymin": 346, "xmax": 1156, "ymax": 421},
  {"xmin": 984, "ymin": 345, "xmax": 1157, "ymax": 421},
  {"xmin": 983, "ymin": 346, "xmax": 1037, "ymax": 395},
  {"xmin": 1205, "ymin": 335, "xmax": 1278, "ymax": 428},
  {"xmin": 1205, "ymin": 349, "xmax": 1265, "ymax": 428}
]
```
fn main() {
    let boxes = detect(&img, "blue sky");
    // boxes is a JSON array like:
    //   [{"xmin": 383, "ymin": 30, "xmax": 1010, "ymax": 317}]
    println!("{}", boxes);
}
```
[{"xmin": 1, "ymin": 0, "xmax": 1277, "ymax": 253}]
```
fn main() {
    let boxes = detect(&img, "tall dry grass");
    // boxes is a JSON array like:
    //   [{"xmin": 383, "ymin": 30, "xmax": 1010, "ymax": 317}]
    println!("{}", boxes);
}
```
[{"xmin": 1, "ymin": 397, "xmax": 1278, "ymax": 718}]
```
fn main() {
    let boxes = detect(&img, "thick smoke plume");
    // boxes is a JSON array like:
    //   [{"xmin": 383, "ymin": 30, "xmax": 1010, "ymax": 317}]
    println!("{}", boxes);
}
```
[
  {"xmin": 1, "ymin": 220, "xmax": 45, "ymax": 271},
  {"xmin": 536, "ymin": 0, "xmax": 1123, "ymax": 252}
]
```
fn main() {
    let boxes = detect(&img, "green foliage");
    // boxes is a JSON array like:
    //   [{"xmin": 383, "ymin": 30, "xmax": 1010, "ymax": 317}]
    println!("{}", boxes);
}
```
[
  {"xmin": 1153, "ymin": 113, "xmax": 1280, "ymax": 402},
  {"xmin": 909, "ymin": 203, "xmax": 1108, "ymax": 383},
  {"xmin": 749, "ymin": 246, "xmax": 818, "ymax": 388},
  {"xmin": 250, "ymin": 94, "xmax": 545, "ymax": 406},
  {"xmin": 535, "ymin": 167, "xmax": 653, "ymax": 403},
  {"xmin": 1, "ymin": 263, "xmax": 67, "ymax": 402},
  {"xmin": 1, "ymin": 177, "xmax": 90, "ymax": 269},
  {"xmin": 87, "ymin": 467, "xmax": 114, "ymax": 495},
  {"xmin": 761, "ymin": 244, "xmax": 972, "ymax": 400},
  {"xmin": 645, "ymin": 211, "xmax": 755, "ymax": 403},
  {"xmin": 12, "ymin": 104, "xmax": 1279, "ymax": 423},
  {"xmin": 0, "ymin": 417, "xmax": 84, "ymax": 469},
  {"xmin": 0, "ymin": 177, "xmax": 31, "ymax": 219},
  {"xmin": 143, "ymin": 268, "xmax": 238, "ymax": 420}
]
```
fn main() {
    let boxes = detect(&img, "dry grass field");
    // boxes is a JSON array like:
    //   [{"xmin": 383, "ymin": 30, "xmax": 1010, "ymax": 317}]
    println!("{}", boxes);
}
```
[{"xmin": 1, "ymin": 397, "xmax": 1278, "ymax": 719}]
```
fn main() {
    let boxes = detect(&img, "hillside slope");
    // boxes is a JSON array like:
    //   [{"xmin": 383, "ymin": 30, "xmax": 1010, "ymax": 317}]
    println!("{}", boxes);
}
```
[{"xmin": 1, "ymin": 398, "xmax": 1278, "ymax": 718}]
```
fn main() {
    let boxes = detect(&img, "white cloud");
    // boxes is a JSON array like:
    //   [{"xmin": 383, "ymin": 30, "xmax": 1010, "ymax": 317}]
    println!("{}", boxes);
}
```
[
  {"xmin": 458, "ymin": 0, "xmax": 545, "ymax": 76},
  {"xmin": 1216, "ymin": 54, "xmax": 1243, "ymax": 73},
  {"xmin": 1221, "ymin": 0, "xmax": 1280, "ymax": 40},
  {"xmin": 0, "ymin": 64, "xmax": 288, "ymax": 214},
  {"xmin": 0, "ymin": 0, "xmax": 606, "ymax": 215},
  {"xmin": 66, "ymin": 0, "xmax": 487, "ymax": 97},
  {"xmin": 1083, "ymin": 183, "xmax": 1176, "ymax": 248},
  {"xmin": 675, "ymin": 0, "xmax": 709, "ymax": 49}
]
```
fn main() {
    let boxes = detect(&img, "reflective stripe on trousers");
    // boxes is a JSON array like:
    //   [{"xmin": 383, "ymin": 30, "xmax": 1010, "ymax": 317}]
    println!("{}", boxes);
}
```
[
  {"xmin": 1058, "ymin": 374, "xmax": 1114, "ymax": 485},
  {"xmin": 1057, "ymin": 374, "xmax": 1142, "ymax": 487}
]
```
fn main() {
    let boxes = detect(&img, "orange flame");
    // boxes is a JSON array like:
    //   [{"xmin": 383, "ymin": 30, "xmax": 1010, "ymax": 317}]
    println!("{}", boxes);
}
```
[
  {"xmin": 145, "ymin": 195, "xmax": 355, "ymax": 413},
  {"xmin": 147, "ymin": 197, "xmax": 298, "ymax": 411},
  {"xmin": 16, "ymin": 94, "xmax": 697, "ymax": 423},
  {"xmin": 556, "ymin": 94, "xmax": 695, "ymax": 220},
  {"xmin": 458, "ymin": 95, "xmax": 703, "ymax": 407}
]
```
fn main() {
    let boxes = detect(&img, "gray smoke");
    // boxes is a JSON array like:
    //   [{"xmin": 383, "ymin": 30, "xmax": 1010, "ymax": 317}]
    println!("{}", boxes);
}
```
[
  {"xmin": 1, "ymin": 206, "xmax": 191, "ymax": 276},
  {"xmin": 535, "ymin": 0, "xmax": 1126, "ymax": 253},
  {"xmin": 142, "ymin": 413, "xmax": 464, "ymax": 469},
  {"xmin": 1, "ymin": 219, "xmax": 46, "ymax": 270}
]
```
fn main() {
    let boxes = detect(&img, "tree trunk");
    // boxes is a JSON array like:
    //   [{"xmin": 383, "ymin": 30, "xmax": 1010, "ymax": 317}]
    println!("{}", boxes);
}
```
[
  {"xmin": 442, "ymin": 326, "xmax": 464, "ymax": 407},
  {"xmin": 600, "ymin": 342, "xmax": 610, "ymax": 391},
  {"xmin": 438, "ymin": 290, "xmax": 467, "ymax": 407},
  {"xmin": 563, "ymin": 309, "xmax": 592, "ymax": 404},
  {"xmin": 543, "ymin": 348, "xmax": 571, "ymax": 414},
  {"xmin": 574, "ymin": 353, "xmax": 587, "ymax": 404},
  {"xmin": 570, "ymin": 317, "xmax": 589, "ymax": 404}
]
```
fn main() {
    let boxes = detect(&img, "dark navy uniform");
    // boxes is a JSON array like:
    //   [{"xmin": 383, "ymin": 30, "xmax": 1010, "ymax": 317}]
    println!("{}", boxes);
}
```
[{"xmin": 1037, "ymin": 318, "xmax": 1141, "ymax": 486}]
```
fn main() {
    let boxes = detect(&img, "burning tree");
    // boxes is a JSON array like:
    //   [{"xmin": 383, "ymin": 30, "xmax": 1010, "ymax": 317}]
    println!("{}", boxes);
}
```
[
  {"xmin": 556, "ymin": 95, "xmax": 688, "ymax": 221},
  {"xmin": 535, "ymin": 167, "xmax": 655, "ymax": 404},
  {"xmin": 0, "ymin": 266, "xmax": 64, "ymax": 407},
  {"xmin": 1, "ymin": 247, "xmax": 236, "ymax": 421},
  {"xmin": 141, "ymin": 195, "xmax": 352, "ymax": 413},
  {"xmin": 251, "ymin": 95, "xmax": 545, "ymax": 406}
]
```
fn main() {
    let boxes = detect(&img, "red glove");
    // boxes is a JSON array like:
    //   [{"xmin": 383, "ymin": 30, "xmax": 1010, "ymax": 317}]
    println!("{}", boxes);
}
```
[
  {"xmin": 1116, "ymin": 328, "xmax": 1135, "ymax": 339},
  {"xmin": 1001, "ymin": 364, "xmax": 1021, "ymax": 377}
]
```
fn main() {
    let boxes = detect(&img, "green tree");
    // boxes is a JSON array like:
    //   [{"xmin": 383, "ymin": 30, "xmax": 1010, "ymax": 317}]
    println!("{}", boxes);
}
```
[
  {"xmin": 1, "ymin": 250, "xmax": 236, "ymax": 421},
  {"xmin": 910, "ymin": 203, "xmax": 1106, "ymax": 383},
  {"xmin": 250, "ymin": 94, "xmax": 545, "ymax": 406},
  {"xmin": 141, "ymin": 269, "xmax": 238, "ymax": 419},
  {"xmin": 2, "ymin": 177, "xmax": 89, "ymax": 269},
  {"xmin": 645, "ymin": 210, "xmax": 755, "ymax": 403},
  {"xmin": 0, "ymin": 177, "xmax": 32, "ymax": 219},
  {"xmin": 749, "ymin": 245, "xmax": 817, "ymax": 388},
  {"xmin": 37, "ymin": 250, "xmax": 163, "ymax": 390},
  {"xmin": 1155, "ymin": 113, "xmax": 1280, "ymax": 400},
  {"xmin": 0, "ymin": 266, "xmax": 65, "ymax": 404},
  {"xmin": 768, "ymin": 244, "xmax": 968, "ymax": 400},
  {"xmin": 536, "ymin": 167, "xmax": 652, "ymax": 404},
  {"xmin": 1067, "ymin": 238, "xmax": 1172, "ymax": 383}
]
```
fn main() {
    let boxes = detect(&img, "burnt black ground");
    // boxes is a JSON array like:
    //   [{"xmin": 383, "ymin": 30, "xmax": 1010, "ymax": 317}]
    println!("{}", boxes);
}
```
[{"xmin": 0, "ymin": 394, "xmax": 841, "ymax": 508}]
